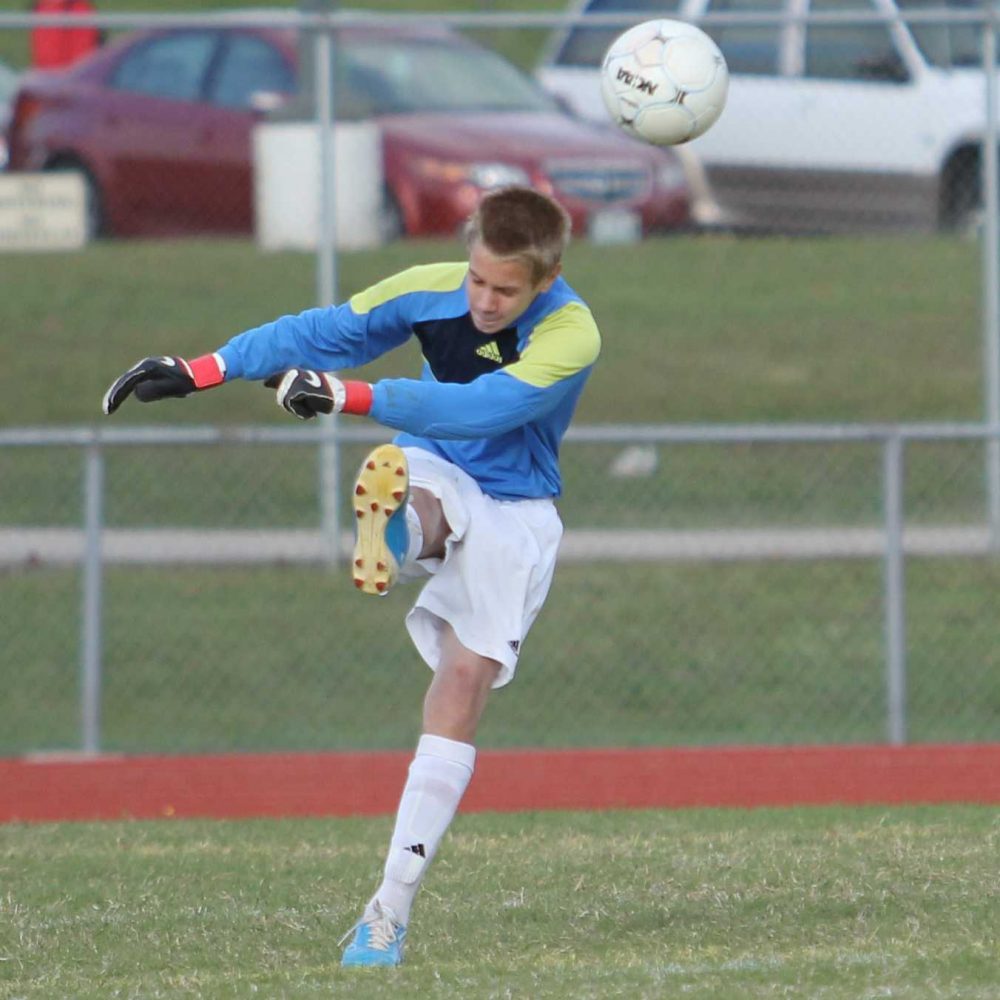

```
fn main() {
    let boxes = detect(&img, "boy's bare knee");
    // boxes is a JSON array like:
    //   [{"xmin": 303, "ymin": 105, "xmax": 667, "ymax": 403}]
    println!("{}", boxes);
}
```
[{"xmin": 411, "ymin": 486, "xmax": 450, "ymax": 558}]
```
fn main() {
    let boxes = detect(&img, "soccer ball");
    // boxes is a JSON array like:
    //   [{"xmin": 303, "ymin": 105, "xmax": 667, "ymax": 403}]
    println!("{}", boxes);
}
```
[{"xmin": 600, "ymin": 19, "xmax": 729, "ymax": 146}]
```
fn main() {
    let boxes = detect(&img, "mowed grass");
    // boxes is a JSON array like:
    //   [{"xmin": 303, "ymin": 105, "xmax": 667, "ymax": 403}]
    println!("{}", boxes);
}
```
[
  {"xmin": 0, "ymin": 234, "xmax": 990, "ymax": 532},
  {"xmin": 5, "ymin": 556, "xmax": 1000, "ymax": 754},
  {"xmin": 0, "ymin": 806, "xmax": 997, "ymax": 999},
  {"xmin": 0, "ymin": 234, "xmax": 985, "ymax": 428},
  {"xmin": 2, "ymin": 234, "xmax": 998, "ymax": 755}
]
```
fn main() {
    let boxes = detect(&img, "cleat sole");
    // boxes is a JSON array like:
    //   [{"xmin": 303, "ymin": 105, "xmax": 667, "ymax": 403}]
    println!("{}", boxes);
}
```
[{"xmin": 351, "ymin": 444, "xmax": 409, "ymax": 596}]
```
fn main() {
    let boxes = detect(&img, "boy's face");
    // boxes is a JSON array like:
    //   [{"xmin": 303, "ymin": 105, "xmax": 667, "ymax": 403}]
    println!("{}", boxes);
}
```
[{"xmin": 466, "ymin": 241, "xmax": 560, "ymax": 335}]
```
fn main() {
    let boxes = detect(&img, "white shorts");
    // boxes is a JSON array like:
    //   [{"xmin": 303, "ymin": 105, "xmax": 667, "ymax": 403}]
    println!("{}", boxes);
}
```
[{"xmin": 400, "ymin": 447, "xmax": 563, "ymax": 688}]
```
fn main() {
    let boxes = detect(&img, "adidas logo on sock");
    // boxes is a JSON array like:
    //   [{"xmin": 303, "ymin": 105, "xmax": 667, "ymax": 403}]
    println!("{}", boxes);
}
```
[
  {"xmin": 404, "ymin": 843, "xmax": 426, "ymax": 858},
  {"xmin": 475, "ymin": 341, "xmax": 503, "ymax": 364}
]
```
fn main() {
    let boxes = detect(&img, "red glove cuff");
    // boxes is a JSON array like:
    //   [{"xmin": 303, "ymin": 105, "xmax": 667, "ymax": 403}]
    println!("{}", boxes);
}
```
[
  {"xmin": 187, "ymin": 353, "xmax": 226, "ymax": 389},
  {"xmin": 341, "ymin": 380, "xmax": 374, "ymax": 415}
]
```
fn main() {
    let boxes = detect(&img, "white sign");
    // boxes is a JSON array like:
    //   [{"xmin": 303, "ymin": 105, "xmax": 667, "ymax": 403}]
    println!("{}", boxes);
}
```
[
  {"xmin": 0, "ymin": 172, "xmax": 88, "ymax": 252},
  {"xmin": 253, "ymin": 122, "xmax": 384, "ymax": 251}
]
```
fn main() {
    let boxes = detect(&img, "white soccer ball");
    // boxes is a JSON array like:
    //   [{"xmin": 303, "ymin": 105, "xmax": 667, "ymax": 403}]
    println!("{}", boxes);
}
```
[{"xmin": 600, "ymin": 19, "xmax": 729, "ymax": 146}]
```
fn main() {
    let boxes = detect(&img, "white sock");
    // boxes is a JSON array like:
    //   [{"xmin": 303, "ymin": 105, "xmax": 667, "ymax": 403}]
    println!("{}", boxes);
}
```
[{"xmin": 368, "ymin": 733, "xmax": 475, "ymax": 926}]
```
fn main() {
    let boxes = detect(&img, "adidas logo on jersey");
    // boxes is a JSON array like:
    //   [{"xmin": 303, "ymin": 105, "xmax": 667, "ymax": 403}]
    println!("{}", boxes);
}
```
[{"xmin": 475, "ymin": 341, "xmax": 503, "ymax": 364}]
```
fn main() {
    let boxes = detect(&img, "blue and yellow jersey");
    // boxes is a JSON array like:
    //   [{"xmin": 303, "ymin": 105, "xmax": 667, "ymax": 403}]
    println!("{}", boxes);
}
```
[{"xmin": 217, "ymin": 262, "xmax": 601, "ymax": 500}]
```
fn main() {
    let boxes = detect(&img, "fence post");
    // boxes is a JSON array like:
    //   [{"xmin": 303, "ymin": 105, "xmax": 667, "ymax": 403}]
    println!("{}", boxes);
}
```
[
  {"xmin": 314, "ymin": 16, "xmax": 343, "ymax": 566},
  {"xmin": 981, "ymin": 11, "xmax": 1000, "ymax": 548},
  {"xmin": 882, "ymin": 433, "xmax": 907, "ymax": 745},
  {"xmin": 80, "ymin": 440, "xmax": 104, "ymax": 754}
]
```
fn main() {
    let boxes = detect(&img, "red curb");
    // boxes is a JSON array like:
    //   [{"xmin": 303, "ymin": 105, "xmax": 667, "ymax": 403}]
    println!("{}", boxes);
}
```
[{"xmin": 2, "ymin": 743, "xmax": 998, "ymax": 824}]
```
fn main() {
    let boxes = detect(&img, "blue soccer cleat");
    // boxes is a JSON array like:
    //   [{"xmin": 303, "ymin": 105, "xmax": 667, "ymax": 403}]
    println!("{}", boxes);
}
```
[
  {"xmin": 351, "ymin": 444, "xmax": 410, "ymax": 596},
  {"xmin": 340, "ymin": 901, "xmax": 407, "ymax": 967}
]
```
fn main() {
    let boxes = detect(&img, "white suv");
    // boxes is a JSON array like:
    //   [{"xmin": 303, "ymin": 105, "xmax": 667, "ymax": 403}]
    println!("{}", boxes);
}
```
[{"xmin": 539, "ymin": 0, "xmax": 989, "ymax": 233}]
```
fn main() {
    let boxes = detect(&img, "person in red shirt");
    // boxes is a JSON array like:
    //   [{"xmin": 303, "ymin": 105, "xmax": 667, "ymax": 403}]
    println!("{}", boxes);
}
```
[{"xmin": 30, "ymin": 0, "xmax": 101, "ymax": 70}]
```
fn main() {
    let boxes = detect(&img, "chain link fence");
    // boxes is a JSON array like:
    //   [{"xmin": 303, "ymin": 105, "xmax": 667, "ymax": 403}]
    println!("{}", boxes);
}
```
[
  {"xmin": 2, "ymin": 424, "xmax": 998, "ymax": 755},
  {"xmin": 1, "ymin": 6, "xmax": 999, "ymax": 755}
]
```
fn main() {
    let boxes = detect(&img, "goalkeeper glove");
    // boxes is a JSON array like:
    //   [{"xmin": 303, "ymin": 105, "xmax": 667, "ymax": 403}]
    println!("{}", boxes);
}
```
[
  {"xmin": 102, "ymin": 354, "xmax": 225, "ymax": 415},
  {"xmin": 265, "ymin": 369, "xmax": 373, "ymax": 420}
]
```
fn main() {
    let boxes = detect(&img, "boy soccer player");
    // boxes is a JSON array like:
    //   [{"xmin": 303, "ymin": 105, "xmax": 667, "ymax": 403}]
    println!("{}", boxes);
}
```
[{"xmin": 102, "ymin": 186, "xmax": 601, "ymax": 967}]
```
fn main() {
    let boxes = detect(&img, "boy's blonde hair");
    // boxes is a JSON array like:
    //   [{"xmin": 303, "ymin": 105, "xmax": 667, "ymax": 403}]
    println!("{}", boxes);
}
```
[{"xmin": 464, "ymin": 186, "xmax": 571, "ymax": 285}]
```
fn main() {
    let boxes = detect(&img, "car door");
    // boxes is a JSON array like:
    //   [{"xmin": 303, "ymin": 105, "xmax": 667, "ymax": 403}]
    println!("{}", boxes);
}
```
[
  {"xmin": 98, "ymin": 30, "xmax": 223, "ymax": 233},
  {"xmin": 693, "ymin": 0, "xmax": 930, "ymax": 230},
  {"xmin": 770, "ymin": 0, "xmax": 932, "ymax": 229},
  {"xmin": 681, "ymin": 0, "xmax": 807, "ymax": 226},
  {"xmin": 198, "ymin": 31, "xmax": 297, "ymax": 232}
]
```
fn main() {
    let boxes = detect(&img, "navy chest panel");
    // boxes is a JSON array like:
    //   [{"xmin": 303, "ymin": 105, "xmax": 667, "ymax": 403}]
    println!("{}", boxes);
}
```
[{"xmin": 413, "ymin": 314, "xmax": 521, "ymax": 385}]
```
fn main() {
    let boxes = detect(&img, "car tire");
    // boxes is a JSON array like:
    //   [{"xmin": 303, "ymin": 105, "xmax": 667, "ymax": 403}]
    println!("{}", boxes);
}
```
[
  {"xmin": 940, "ymin": 146, "xmax": 981, "ymax": 236},
  {"xmin": 45, "ymin": 157, "xmax": 105, "ymax": 240}
]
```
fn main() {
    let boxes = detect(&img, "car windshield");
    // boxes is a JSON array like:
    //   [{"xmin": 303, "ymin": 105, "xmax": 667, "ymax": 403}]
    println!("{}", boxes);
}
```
[
  {"xmin": 896, "ymin": 0, "xmax": 986, "ymax": 68},
  {"xmin": 336, "ymin": 36, "xmax": 558, "ymax": 118},
  {"xmin": 548, "ymin": 0, "xmax": 682, "ymax": 68}
]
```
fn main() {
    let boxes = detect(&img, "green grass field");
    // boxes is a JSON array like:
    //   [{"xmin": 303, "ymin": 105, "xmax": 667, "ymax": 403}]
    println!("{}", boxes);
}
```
[
  {"xmin": 1, "ymin": 805, "xmax": 997, "ymax": 998},
  {"xmin": 6, "ymin": 555, "xmax": 1000, "ymax": 754},
  {"xmin": 1, "ymin": 235, "xmax": 984, "ymax": 428},
  {"xmin": 3, "ymin": 235, "xmax": 998, "ymax": 755}
]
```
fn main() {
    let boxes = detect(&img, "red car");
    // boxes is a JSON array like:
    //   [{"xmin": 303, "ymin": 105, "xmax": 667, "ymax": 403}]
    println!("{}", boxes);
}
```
[{"xmin": 5, "ymin": 20, "xmax": 691, "ymax": 239}]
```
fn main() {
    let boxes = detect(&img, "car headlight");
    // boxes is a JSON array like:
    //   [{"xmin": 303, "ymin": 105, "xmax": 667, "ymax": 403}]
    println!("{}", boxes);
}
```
[
  {"xmin": 466, "ymin": 163, "xmax": 531, "ymax": 189},
  {"xmin": 655, "ymin": 157, "xmax": 687, "ymax": 190},
  {"xmin": 414, "ymin": 157, "xmax": 530, "ymax": 189}
]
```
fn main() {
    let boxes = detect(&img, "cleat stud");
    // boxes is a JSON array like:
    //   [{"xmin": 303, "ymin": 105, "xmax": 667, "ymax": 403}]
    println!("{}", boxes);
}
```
[
  {"xmin": 377, "ymin": 562, "xmax": 386, "ymax": 571},
  {"xmin": 395, "ymin": 467, "xmax": 405, "ymax": 476},
  {"xmin": 355, "ymin": 510, "xmax": 364, "ymax": 519},
  {"xmin": 355, "ymin": 484, "xmax": 366, "ymax": 495},
  {"xmin": 354, "ymin": 578, "xmax": 364, "ymax": 589},
  {"xmin": 375, "ymin": 581, "xmax": 387, "ymax": 592},
  {"xmin": 370, "ymin": 502, "xmax": 379, "ymax": 511},
  {"xmin": 392, "ymin": 490, "xmax": 405, "ymax": 501},
  {"xmin": 355, "ymin": 559, "xmax": 363, "ymax": 568},
  {"xmin": 384, "ymin": 508, "xmax": 394, "ymax": 517},
  {"xmin": 366, "ymin": 460, "xmax": 376, "ymax": 470}
]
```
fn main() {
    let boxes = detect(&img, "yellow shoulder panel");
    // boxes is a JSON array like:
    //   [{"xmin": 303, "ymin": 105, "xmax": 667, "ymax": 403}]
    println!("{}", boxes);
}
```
[
  {"xmin": 506, "ymin": 301, "xmax": 602, "ymax": 388},
  {"xmin": 349, "ymin": 262, "xmax": 467, "ymax": 315}
]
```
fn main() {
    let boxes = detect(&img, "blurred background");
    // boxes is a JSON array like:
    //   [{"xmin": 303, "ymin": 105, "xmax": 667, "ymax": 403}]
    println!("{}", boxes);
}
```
[{"xmin": 1, "ymin": 0, "xmax": 998, "ymax": 756}]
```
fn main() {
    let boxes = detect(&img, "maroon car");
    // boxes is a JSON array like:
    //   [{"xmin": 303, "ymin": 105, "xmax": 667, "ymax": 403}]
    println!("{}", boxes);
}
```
[{"xmin": 5, "ymin": 21, "xmax": 691, "ymax": 239}]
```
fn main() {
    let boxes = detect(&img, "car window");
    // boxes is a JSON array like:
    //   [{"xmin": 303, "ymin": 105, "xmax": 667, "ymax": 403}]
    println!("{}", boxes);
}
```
[
  {"xmin": 113, "ymin": 32, "xmax": 218, "ymax": 102},
  {"xmin": 550, "ymin": 0, "xmax": 682, "ymax": 68},
  {"xmin": 805, "ymin": 0, "xmax": 909, "ymax": 82},
  {"xmin": 898, "ymin": 0, "xmax": 983, "ymax": 68},
  {"xmin": 209, "ymin": 34, "xmax": 295, "ymax": 109},
  {"xmin": 703, "ymin": 0, "xmax": 785, "ymax": 75},
  {"xmin": 337, "ymin": 37, "xmax": 557, "ymax": 118}
]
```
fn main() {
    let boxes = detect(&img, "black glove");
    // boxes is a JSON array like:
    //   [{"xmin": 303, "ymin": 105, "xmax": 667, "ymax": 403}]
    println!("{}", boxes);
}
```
[
  {"xmin": 265, "ymin": 368, "xmax": 345, "ymax": 420},
  {"xmin": 103, "ymin": 355, "xmax": 225, "ymax": 415}
]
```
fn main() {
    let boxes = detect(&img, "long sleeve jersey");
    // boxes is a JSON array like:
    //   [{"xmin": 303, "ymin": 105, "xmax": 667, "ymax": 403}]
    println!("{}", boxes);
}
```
[{"xmin": 217, "ymin": 262, "xmax": 601, "ymax": 500}]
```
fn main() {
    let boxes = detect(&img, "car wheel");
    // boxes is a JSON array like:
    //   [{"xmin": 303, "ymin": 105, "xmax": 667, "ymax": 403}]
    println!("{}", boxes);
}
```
[
  {"xmin": 940, "ymin": 147, "xmax": 981, "ymax": 236},
  {"xmin": 45, "ymin": 158, "xmax": 105, "ymax": 240},
  {"xmin": 378, "ymin": 186, "xmax": 405, "ymax": 242}
]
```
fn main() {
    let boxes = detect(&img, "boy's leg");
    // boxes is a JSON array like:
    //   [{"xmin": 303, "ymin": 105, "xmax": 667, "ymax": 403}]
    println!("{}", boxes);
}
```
[{"xmin": 342, "ymin": 627, "xmax": 499, "ymax": 968}]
